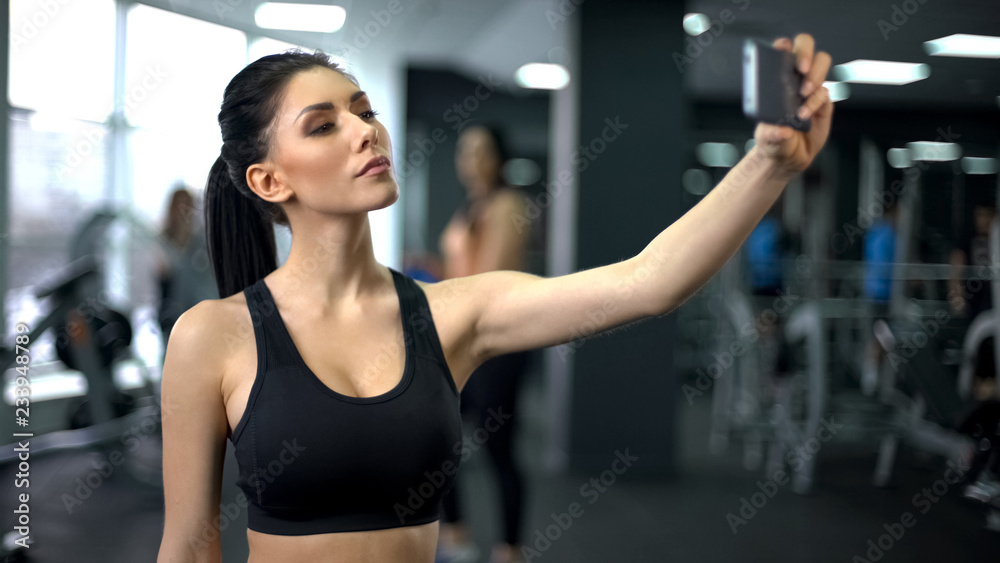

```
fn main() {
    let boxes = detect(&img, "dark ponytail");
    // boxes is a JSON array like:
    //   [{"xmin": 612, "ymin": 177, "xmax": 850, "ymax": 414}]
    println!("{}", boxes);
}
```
[
  {"xmin": 203, "ymin": 50, "xmax": 356, "ymax": 298},
  {"xmin": 204, "ymin": 155, "xmax": 278, "ymax": 299}
]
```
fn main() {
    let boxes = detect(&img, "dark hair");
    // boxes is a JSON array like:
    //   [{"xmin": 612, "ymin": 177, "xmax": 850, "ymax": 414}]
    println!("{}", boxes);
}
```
[
  {"xmin": 162, "ymin": 186, "xmax": 195, "ymax": 248},
  {"xmin": 204, "ymin": 50, "xmax": 356, "ymax": 299},
  {"xmin": 457, "ymin": 120, "xmax": 511, "ymax": 183}
]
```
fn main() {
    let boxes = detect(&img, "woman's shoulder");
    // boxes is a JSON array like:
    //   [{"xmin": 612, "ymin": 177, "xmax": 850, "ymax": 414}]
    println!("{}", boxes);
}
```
[
  {"xmin": 493, "ymin": 185, "xmax": 524, "ymax": 200},
  {"xmin": 484, "ymin": 186, "xmax": 525, "ymax": 216},
  {"xmin": 167, "ymin": 294, "xmax": 252, "ymax": 365}
]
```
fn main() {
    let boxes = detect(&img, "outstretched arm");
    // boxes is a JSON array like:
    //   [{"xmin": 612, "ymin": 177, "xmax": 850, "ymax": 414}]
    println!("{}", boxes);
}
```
[{"xmin": 442, "ymin": 34, "xmax": 833, "ymax": 371}]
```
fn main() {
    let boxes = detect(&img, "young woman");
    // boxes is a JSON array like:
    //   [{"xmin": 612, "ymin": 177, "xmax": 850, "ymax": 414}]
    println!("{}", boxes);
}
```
[
  {"xmin": 157, "ymin": 34, "xmax": 832, "ymax": 563},
  {"xmin": 155, "ymin": 186, "xmax": 217, "ymax": 348},
  {"xmin": 437, "ymin": 124, "xmax": 533, "ymax": 563}
]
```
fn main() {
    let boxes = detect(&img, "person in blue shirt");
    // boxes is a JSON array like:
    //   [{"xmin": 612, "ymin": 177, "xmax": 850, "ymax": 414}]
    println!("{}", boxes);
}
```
[
  {"xmin": 863, "ymin": 203, "xmax": 897, "ymax": 307},
  {"xmin": 745, "ymin": 206, "xmax": 785, "ymax": 297},
  {"xmin": 860, "ymin": 198, "xmax": 897, "ymax": 394}
]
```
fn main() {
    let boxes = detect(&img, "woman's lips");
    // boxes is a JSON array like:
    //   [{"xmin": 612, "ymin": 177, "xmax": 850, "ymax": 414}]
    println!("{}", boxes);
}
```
[
  {"xmin": 360, "ymin": 163, "xmax": 390, "ymax": 176},
  {"xmin": 357, "ymin": 155, "xmax": 391, "ymax": 177}
]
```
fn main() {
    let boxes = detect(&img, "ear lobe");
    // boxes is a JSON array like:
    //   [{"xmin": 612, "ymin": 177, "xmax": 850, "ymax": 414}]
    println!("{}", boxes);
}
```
[{"xmin": 246, "ymin": 163, "xmax": 291, "ymax": 204}]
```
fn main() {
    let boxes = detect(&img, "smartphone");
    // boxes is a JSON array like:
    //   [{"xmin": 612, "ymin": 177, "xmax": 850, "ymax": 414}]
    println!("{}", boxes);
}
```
[{"xmin": 742, "ymin": 39, "xmax": 811, "ymax": 132}]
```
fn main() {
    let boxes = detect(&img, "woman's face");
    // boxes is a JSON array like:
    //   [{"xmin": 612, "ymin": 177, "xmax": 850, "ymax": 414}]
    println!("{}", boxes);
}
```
[
  {"xmin": 172, "ymin": 191, "xmax": 194, "ymax": 220},
  {"xmin": 260, "ymin": 66, "xmax": 396, "ymax": 216},
  {"xmin": 455, "ymin": 126, "xmax": 501, "ymax": 196},
  {"xmin": 975, "ymin": 206, "xmax": 995, "ymax": 236}
]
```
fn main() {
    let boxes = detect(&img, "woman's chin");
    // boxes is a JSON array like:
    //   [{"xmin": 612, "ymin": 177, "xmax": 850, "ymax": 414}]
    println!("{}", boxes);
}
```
[{"xmin": 371, "ymin": 185, "xmax": 401, "ymax": 210}]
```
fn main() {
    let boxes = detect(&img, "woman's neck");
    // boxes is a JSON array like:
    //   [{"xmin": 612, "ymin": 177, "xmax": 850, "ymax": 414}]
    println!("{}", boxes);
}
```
[
  {"xmin": 468, "ymin": 181, "xmax": 504, "ymax": 204},
  {"xmin": 272, "ymin": 213, "xmax": 388, "ymax": 312}
]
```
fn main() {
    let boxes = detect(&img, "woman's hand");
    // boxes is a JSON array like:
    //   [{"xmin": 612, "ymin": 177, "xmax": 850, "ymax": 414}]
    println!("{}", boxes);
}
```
[{"xmin": 754, "ymin": 33, "xmax": 834, "ymax": 175}]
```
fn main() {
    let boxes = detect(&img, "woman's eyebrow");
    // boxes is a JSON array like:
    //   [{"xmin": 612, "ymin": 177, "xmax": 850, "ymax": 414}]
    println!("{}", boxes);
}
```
[{"xmin": 294, "ymin": 91, "xmax": 368, "ymax": 123}]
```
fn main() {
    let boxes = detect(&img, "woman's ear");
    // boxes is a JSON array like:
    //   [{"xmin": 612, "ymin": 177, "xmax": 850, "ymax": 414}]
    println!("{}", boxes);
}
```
[{"xmin": 247, "ymin": 162, "xmax": 291, "ymax": 204}]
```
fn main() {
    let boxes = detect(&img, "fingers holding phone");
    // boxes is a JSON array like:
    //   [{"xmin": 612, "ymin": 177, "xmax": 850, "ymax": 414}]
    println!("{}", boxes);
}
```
[
  {"xmin": 786, "ymin": 34, "xmax": 832, "ymax": 121},
  {"xmin": 745, "ymin": 33, "xmax": 834, "ymax": 173},
  {"xmin": 743, "ymin": 38, "xmax": 812, "ymax": 132}
]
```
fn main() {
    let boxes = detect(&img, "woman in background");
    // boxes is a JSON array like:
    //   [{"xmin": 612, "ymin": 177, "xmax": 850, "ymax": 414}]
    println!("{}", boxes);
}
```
[
  {"xmin": 155, "ymin": 186, "xmax": 218, "ymax": 348},
  {"xmin": 438, "ymin": 124, "xmax": 533, "ymax": 563}
]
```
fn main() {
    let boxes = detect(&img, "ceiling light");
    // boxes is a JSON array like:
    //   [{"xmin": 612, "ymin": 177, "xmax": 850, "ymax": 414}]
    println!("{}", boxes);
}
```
[
  {"xmin": 823, "ymin": 81, "xmax": 850, "ymax": 102},
  {"xmin": 503, "ymin": 159, "xmax": 542, "ymax": 186},
  {"xmin": 906, "ymin": 141, "xmax": 961, "ymax": 162},
  {"xmin": 682, "ymin": 169, "xmax": 712, "ymax": 195},
  {"xmin": 887, "ymin": 148, "xmax": 913, "ymax": 169},
  {"xmin": 683, "ymin": 13, "xmax": 710, "ymax": 36},
  {"xmin": 254, "ymin": 3, "xmax": 347, "ymax": 33},
  {"xmin": 833, "ymin": 60, "xmax": 930, "ymax": 85},
  {"xmin": 514, "ymin": 63, "xmax": 569, "ymax": 90},
  {"xmin": 962, "ymin": 157, "xmax": 999, "ymax": 175},
  {"xmin": 696, "ymin": 143, "xmax": 739, "ymax": 168},
  {"xmin": 924, "ymin": 34, "xmax": 1000, "ymax": 58}
]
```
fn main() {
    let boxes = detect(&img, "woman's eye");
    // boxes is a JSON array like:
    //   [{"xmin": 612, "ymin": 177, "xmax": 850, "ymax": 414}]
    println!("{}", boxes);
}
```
[
  {"xmin": 361, "ymin": 109, "xmax": 380, "ymax": 120},
  {"xmin": 311, "ymin": 122, "xmax": 333, "ymax": 135}
]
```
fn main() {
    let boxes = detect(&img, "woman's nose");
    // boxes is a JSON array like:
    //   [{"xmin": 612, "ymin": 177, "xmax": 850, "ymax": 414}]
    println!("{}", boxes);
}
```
[{"xmin": 354, "ymin": 118, "xmax": 378, "ymax": 152}]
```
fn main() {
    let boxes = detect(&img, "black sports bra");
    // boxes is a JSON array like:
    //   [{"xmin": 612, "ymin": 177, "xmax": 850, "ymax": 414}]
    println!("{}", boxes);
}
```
[{"xmin": 229, "ymin": 268, "xmax": 462, "ymax": 535}]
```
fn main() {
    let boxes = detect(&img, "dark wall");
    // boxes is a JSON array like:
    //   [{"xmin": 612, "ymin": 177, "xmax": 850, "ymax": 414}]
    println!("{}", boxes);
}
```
[{"xmin": 565, "ymin": 0, "xmax": 686, "ymax": 477}]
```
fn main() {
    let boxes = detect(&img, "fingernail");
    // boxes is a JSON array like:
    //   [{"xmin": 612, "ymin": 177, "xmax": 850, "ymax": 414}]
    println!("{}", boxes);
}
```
[
  {"xmin": 801, "ymin": 81, "xmax": 814, "ymax": 97},
  {"xmin": 798, "ymin": 106, "xmax": 809, "ymax": 120},
  {"xmin": 800, "ymin": 60, "xmax": 809, "ymax": 74}
]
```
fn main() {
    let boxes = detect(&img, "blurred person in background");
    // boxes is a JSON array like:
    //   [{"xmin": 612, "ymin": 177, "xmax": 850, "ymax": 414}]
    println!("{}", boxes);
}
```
[
  {"xmin": 950, "ymin": 202, "xmax": 1000, "ymax": 498},
  {"xmin": 744, "ymin": 201, "xmax": 792, "ymax": 379},
  {"xmin": 745, "ymin": 203, "xmax": 786, "ymax": 299},
  {"xmin": 155, "ymin": 185, "xmax": 218, "ymax": 348},
  {"xmin": 950, "ymin": 203, "xmax": 995, "ymax": 321},
  {"xmin": 437, "ymin": 123, "xmax": 533, "ymax": 563},
  {"xmin": 861, "ymin": 196, "xmax": 898, "ymax": 395},
  {"xmin": 950, "ymin": 202, "xmax": 997, "ymax": 399}
]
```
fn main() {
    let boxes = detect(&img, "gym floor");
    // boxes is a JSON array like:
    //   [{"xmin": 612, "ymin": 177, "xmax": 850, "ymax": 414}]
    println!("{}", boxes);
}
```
[{"xmin": 3, "ymin": 364, "xmax": 999, "ymax": 563}]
